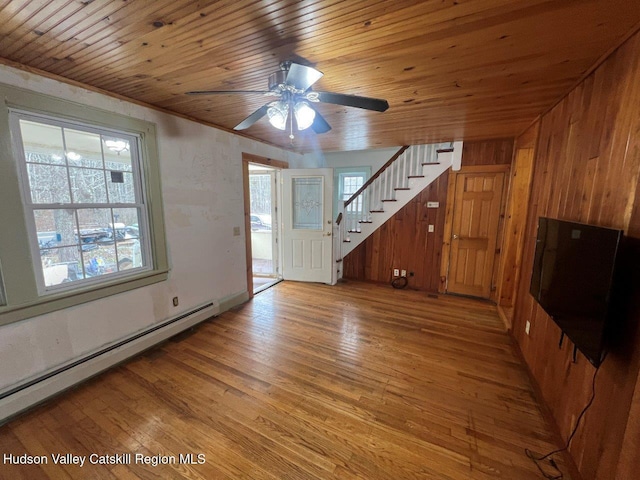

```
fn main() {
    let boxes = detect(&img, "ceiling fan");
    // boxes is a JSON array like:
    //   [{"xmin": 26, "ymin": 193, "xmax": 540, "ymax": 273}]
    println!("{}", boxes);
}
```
[{"xmin": 186, "ymin": 61, "xmax": 389, "ymax": 138}]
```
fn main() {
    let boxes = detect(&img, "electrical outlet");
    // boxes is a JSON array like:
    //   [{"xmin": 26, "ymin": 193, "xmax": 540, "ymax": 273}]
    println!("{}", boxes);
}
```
[
  {"xmin": 393, "ymin": 268, "xmax": 399, "ymax": 277},
  {"xmin": 428, "ymin": 224, "xmax": 435, "ymax": 233},
  {"xmin": 401, "ymin": 269, "xmax": 407, "ymax": 277},
  {"xmin": 525, "ymin": 320, "xmax": 531, "ymax": 335},
  {"xmin": 172, "ymin": 296, "xmax": 179, "ymax": 307}
]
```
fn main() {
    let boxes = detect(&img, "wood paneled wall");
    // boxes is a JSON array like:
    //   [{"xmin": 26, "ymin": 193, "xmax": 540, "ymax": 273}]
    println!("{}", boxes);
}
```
[
  {"xmin": 510, "ymin": 30, "xmax": 640, "ymax": 480},
  {"xmin": 342, "ymin": 172, "xmax": 449, "ymax": 291},
  {"xmin": 343, "ymin": 139, "xmax": 514, "ymax": 292},
  {"xmin": 461, "ymin": 139, "xmax": 514, "ymax": 166}
]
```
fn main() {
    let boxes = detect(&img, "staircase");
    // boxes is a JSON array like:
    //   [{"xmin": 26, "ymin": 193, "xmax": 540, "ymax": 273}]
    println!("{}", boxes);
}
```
[{"xmin": 337, "ymin": 141, "xmax": 463, "ymax": 262}]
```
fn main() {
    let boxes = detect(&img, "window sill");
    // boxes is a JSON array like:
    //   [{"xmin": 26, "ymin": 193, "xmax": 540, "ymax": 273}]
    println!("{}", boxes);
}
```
[{"xmin": 0, "ymin": 269, "xmax": 169, "ymax": 326}]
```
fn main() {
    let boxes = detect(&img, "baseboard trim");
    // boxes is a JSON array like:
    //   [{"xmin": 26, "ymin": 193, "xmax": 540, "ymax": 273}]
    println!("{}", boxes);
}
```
[
  {"xmin": 497, "ymin": 305, "xmax": 512, "ymax": 331},
  {"xmin": 219, "ymin": 289, "xmax": 250, "ymax": 312},
  {"xmin": 0, "ymin": 298, "xmax": 229, "ymax": 424}
]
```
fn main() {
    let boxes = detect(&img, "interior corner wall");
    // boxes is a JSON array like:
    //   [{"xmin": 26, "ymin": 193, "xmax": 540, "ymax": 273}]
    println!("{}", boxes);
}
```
[
  {"xmin": 511, "ymin": 30, "xmax": 640, "ymax": 480},
  {"xmin": 0, "ymin": 64, "xmax": 303, "ymax": 394},
  {"xmin": 495, "ymin": 122, "xmax": 538, "ymax": 320}
]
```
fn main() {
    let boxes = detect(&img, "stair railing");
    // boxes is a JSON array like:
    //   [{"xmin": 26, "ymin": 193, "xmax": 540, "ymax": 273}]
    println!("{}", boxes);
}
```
[
  {"xmin": 340, "ymin": 143, "xmax": 450, "ymax": 243},
  {"xmin": 341, "ymin": 146, "xmax": 408, "ymax": 241}
]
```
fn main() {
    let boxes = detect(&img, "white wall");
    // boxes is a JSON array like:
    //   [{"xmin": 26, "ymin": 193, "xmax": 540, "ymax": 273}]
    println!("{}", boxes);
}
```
[
  {"xmin": 306, "ymin": 146, "xmax": 402, "ymax": 171},
  {"xmin": 0, "ymin": 65, "xmax": 305, "ymax": 393}
]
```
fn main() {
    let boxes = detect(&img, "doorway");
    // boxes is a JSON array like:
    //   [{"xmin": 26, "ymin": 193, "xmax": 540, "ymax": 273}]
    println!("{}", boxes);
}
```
[
  {"xmin": 444, "ymin": 165, "xmax": 507, "ymax": 299},
  {"xmin": 242, "ymin": 154, "xmax": 287, "ymax": 298},
  {"xmin": 249, "ymin": 164, "xmax": 281, "ymax": 294}
]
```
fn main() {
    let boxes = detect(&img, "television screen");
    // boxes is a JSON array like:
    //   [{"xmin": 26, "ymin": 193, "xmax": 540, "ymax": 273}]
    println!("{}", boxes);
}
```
[{"xmin": 530, "ymin": 217, "xmax": 622, "ymax": 366}]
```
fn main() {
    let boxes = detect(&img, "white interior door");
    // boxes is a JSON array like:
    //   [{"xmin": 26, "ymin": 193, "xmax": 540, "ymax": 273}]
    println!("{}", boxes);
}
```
[{"xmin": 282, "ymin": 168, "xmax": 334, "ymax": 284}]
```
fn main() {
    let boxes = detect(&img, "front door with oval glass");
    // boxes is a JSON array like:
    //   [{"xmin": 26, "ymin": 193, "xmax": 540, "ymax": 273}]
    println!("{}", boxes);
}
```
[{"xmin": 282, "ymin": 168, "xmax": 334, "ymax": 284}]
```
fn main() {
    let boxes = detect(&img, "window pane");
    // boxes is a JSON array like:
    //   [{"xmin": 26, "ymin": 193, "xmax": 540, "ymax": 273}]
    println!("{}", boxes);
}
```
[
  {"xmin": 77, "ymin": 208, "xmax": 113, "ymax": 248},
  {"xmin": 83, "ymin": 244, "xmax": 117, "ymax": 279},
  {"xmin": 19, "ymin": 120, "xmax": 66, "ymax": 165},
  {"xmin": 34, "ymin": 209, "xmax": 78, "ymax": 249},
  {"xmin": 64, "ymin": 128, "xmax": 104, "ymax": 169},
  {"xmin": 70, "ymin": 167, "xmax": 108, "ymax": 203},
  {"xmin": 41, "ymin": 246, "xmax": 83, "ymax": 287},
  {"xmin": 27, "ymin": 164, "xmax": 71, "ymax": 204},
  {"xmin": 107, "ymin": 171, "xmax": 136, "ymax": 203},
  {"xmin": 112, "ymin": 208, "xmax": 140, "ymax": 235},
  {"xmin": 103, "ymin": 136, "xmax": 132, "ymax": 172},
  {"xmin": 292, "ymin": 176, "xmax": 323, "ymax": 230},
  {"xmin": 117, "ymin": 240, "xmax": 143, "ymax": 270},
  {"xmin": 343, "ymin": 175, "xmax": 364, "ymax": 195},
  {"xmin": 111, "ymin": 207, "xmax": 143, "ymax": 269}
]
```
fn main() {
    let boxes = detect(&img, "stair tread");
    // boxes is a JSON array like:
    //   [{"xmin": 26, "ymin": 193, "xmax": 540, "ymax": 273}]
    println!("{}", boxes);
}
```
[
  {"xmin": 381, "ymin": 199, "xmax": 397, "ymax": 202},
  {"xmin": 421, "ymin": 162, "xmax": 442, "ymax": 166},
  {"xmin": 407, "ymin": 175, "xmax": 425, "ymax": 178},
  {"xmin": 370, "ymin": 210, "xmax": 385, "ymax": 213},
  {"xmin": 358, "ymin": 220, "xmax": 373, "ymax": 223},
  {"xmin": 436, "ymin": 148, "xmax": 454, "ymax": 153},
  {"xmin": 394, "ymin": 187, "xmax": 410, "ymax": 191}
]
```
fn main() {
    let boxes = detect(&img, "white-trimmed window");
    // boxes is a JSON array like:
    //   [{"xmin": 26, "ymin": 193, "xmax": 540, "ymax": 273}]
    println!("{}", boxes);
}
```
[
  {"xmin": 11, "ymin": 112, "xmax": 152, "ymax": 293},
  {"xmin": 334, "ymin": 168, "xmax": 370, "ymax": 218},
  {"xmin": 340, "ymin": 172, "xmax": 367, "ymax": 202}
]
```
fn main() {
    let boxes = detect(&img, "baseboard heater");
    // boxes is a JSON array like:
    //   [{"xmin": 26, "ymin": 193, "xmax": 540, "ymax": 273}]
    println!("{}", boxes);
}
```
[{"xmin": 0, "ymin": 301, "xmax": 217, "ymax": 424}]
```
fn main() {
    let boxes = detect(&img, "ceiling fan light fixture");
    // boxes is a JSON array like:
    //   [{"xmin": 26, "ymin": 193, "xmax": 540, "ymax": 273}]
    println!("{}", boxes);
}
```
[
  {"xmin": 267, "ymin": 101, "xmax": 288, "ymax": 130},
  {"xmin": 197, "ymin": 61, "xmax": 388, "ymax": 135},
  {"xmin": 294, "ymin": 101, "xmax": 316, "ymax": 130}
]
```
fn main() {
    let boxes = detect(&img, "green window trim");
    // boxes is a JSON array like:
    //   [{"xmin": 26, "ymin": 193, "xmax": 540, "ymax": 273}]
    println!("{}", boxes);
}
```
[{"xmin": 0, "ymin": 83, "xmax": 168, "ymax": 326}]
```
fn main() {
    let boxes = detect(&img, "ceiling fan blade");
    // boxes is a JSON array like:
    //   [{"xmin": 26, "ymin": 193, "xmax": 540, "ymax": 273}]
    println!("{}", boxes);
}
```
[
  {"xmin": 286, "ymin": 63, "xmax": 323, "ymax": 91},
  {"xmin": 234, "ymin": 104, "xmax": 270, "ymax": 130},
  {"xmin": 314, "ymin": 91, "xmax": 389, "ymax": 112},
  {"xmin": 310, "ymin": 108, "xmax": 331, "ymax": 134},
  {"xmin": 186, "ymin": 90, "xmax": 270, "ymax": 95}
]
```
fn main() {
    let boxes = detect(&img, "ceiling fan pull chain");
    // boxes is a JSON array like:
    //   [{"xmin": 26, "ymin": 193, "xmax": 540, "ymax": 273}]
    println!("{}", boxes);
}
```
[{"xmin": 289, "ymin": 102, "xmax": 295, "ymax": 142}]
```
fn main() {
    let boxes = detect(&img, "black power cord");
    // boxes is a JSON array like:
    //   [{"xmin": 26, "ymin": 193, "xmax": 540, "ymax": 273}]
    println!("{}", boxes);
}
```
[
  {"xmin": 525, "ymin": 354, "xmax": 605, "ymax": 479},
  {"xmin": 391, "ymin": 276, "xmax": 408, "ymax": 289}
]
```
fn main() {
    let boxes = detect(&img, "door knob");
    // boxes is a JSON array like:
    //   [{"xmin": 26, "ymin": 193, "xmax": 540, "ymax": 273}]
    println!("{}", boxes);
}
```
[
  {"xmin": 453, "ymin": 234, "xmax": 459, "ymax": 239},
  {"xmin": 324, "ymin": 232, "xmax": 332, "ymax": 237}
]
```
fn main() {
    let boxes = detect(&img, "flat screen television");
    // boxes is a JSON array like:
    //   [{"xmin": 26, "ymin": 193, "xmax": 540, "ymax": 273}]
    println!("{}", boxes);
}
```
[{"xmin": 530, "ymin": 217, "xmax": 623, "ymax": 367}]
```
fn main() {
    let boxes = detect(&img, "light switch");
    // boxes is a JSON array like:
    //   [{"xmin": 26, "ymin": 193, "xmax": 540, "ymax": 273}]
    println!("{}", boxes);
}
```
[
  {"xmin": 233, "ymin": 226, "xmax": 241, "ymax": 236},
  {"xmin": 428, "ymin": 224, "xmax": 435, "ymax": 233}
]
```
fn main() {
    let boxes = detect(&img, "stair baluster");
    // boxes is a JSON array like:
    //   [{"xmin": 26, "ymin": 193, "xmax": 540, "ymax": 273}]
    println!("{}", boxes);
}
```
[{"xmin": 339, "ymin": 142, "xmax": 460, "ymax": 260}]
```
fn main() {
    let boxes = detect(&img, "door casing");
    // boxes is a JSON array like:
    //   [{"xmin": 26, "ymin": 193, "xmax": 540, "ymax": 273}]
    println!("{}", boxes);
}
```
[
  {"xmin": 242, "ymin": 153, "xmax": 288, "ymax": 299},
  {"xmin": 440, "ymin": 164, "xmax": 509, "ymax": 300}
]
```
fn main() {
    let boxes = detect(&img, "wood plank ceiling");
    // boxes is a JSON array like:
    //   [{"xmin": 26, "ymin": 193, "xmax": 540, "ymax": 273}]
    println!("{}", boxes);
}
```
[{"xmin": 0, "ymin": 0, "xmax": 639, "ymax": 153}]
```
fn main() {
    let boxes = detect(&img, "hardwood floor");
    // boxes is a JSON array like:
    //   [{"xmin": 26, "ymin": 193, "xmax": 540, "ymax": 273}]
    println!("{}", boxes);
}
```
[{"xmin": 0, "ymin": 281, "xmax": 568, "ymax": 479}]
